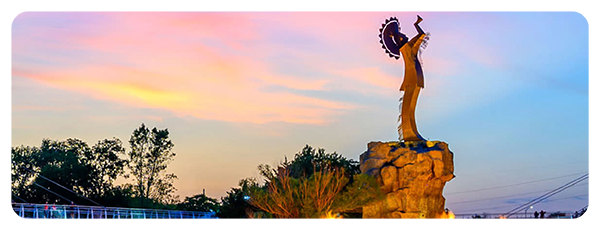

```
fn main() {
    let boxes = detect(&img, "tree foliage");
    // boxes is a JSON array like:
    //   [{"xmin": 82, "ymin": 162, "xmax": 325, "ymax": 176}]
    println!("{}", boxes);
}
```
[
  {"xmin": 177, "ymin": 194, "xmax": 219, "ymax": 212},
  {"xmin": 11, "ymin": 128, "xmax": 381, "ymax": 218},
  {"xmin": 247, "ymin": 145, "xmax": 382, "ymax": 218},
  {"xmin": 11, "ymin": 123, "xmax": 180, "ymax": 209},
  {"xmin": 11, "ymin": 145, "xmax": 39, "ymax": 198},
  {"xmin": 127, "ymin": 123, "xmax": 178, "ymax": 206},
  {"xmin": 285, "ymin": 145, "xmax": 361, "ymax": 179},
  {"xmin": 11, "ymin": 138, "xmax": 128, "ymax": 205},
  {"xmin": 91, "ymin": 138, "xmax": 128, "ymax": 194},
  {"xmin": 218, "ymin": 178, "xmax": 258, "ymax": 218}
]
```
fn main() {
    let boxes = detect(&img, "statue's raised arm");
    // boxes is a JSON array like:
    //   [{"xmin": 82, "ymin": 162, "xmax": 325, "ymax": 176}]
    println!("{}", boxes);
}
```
[
  {"xmin": 407, "ymin": 15, "xmax": 426, "ymax": 52},
  {"xmin": 414, "ymin": 15, "xmax": 425, "ymax": 35}
]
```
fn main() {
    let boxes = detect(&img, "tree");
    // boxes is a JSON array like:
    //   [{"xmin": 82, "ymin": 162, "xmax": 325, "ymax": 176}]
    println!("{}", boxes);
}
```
[
  {"xmin": 286, "ymin": 145, "xmax": 360, "ymax": 179},
  {"xmin": 11, "ymin": 145, "xmax": 40, "ymax": 202},
  {"xmin": 11, "ymin": 138, "xmax": 128, "ymax": 205},
  {"xmin": 127, "ymin": 123, "xmax": 178, "ymax": 206},
  {"xmin": 247, "ymin": 145, "xmax": 382, "ymax": 218},
  {"xmin": 10, "ymin": 124, "xmax": 180, "ymax": 209},
  {"xmin": 89, "ymin": 138, "xmax": 128, "ymax": 197},
  {"xmin": 177, "ymin": 194, "xmax": 219, "ymax": 212},
  {"xmin": 97, "ymin": 185, "xmax": 137, "ymax": 208},
  {"xmin": 219, "ymin": 178, "xmax": 258, "ymax": 218}
]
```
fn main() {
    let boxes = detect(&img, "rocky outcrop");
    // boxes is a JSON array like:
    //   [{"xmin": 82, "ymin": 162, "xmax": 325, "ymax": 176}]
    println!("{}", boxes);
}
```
[{"xmin": 360, "ymin": 141, "xmax": 454, "ymax": 218}]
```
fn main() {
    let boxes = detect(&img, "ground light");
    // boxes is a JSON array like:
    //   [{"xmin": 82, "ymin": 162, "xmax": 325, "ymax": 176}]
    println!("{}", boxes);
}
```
[
  {"xmin": 438, "ymin": 209, "xmax": 455, "ymax": 219},
  {"xmin": 322, "ymin": 211, "xmax": 342, "ymax": 219}
]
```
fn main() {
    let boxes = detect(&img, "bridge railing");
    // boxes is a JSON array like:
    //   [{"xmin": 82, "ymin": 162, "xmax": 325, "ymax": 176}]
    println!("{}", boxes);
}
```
[
  {"xmin": 454, "ymin": 212, "xmax": 574, "ymax": 219},
  {"xmin": 12, "ymin": 203, "xmax": 217, "ymax": 219}
]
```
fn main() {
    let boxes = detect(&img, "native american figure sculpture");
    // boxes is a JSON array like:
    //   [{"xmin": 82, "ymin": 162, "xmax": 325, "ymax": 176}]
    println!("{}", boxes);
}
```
[{"xmin": 379, "ymin": 15, "xmax": 429, "ymax": 142}]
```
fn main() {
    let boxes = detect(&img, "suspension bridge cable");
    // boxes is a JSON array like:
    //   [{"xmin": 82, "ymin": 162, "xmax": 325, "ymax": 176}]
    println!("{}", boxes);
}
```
[
  {"xmin": 505, "ymin": 174, "xmax": 588, "ymax": 216},
  {"xmin": 446, "ymin": 171, "xmax": 587, "ymax": 195},
  {"xmin": 510, "ymin": 177, "xmax": 588, "ymax": 214},
  {"xmin": 20, "ymin": 167, "xmax": 102, "ymax": 206},
  {"xmin": 32, "ymin": 182, "xmax": 74, "ymax": 204},
  {"xmin": 11, "ymin": 194, "xmax": 28, "ymax": 203},
  {"xmin": 503, "ymin": 174, "xmax": 587, "ymax": 217},
  {"xmin": 503, "ymin": 173, "xmax": 588, "ymax": 217},
  {"xmin": 454, "ymin": 193, "xmax": 588, "ymax": 214},
  {"xmin": 452, "ymin": 173, "xmax": 589, "ymax": 215},
  {"xmin": 447, "ymin": 182, "xmax": 588, "ymax": 205}
]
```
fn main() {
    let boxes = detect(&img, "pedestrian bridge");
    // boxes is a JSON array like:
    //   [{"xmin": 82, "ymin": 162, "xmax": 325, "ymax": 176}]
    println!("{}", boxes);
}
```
[{"xmin": 12, "ymin": 203, "xmax": 217, "ymax": 219}]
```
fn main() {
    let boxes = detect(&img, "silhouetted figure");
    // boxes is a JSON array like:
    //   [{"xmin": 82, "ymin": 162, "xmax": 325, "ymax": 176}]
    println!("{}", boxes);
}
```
[
  {"xmin": 540, "ymin": 210, "xmax": 546, "ymax": 219},
  {"xmin": 69, "ymin": 201, "xmax": 76, "ymax": 218},
  {"xmin": 51, "ymin": 203, "xmax": 57, "ymax": 218},
  {"xmin": 534, "ymin": 211, "xmax": 539, "ymax": 218},
  {"xmin": 44, "ymin": 201, "xmax": 49, "ymax": 218}
]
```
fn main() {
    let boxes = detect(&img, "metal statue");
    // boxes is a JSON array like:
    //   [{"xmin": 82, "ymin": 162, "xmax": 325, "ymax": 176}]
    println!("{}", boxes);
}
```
[{"xmin": 379, "ymin": 15, "xmax": 428, "ymax": 142}]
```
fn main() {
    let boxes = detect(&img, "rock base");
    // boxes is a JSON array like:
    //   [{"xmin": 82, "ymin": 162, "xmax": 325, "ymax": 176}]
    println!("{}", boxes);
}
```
[{"xmin": 360, "ymin": 141, "xmax": 454, "ymax": 218}]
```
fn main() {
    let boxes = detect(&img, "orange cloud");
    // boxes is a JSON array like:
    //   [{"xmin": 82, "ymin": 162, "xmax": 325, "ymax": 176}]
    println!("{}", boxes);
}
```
[
  {"xmin": 18, "ymin": 12, "xmax": 459, "ymax": 125},
  {"xmin": 12, "ymin": 14, "xmax": 356, "ymax": 125},
  {"xmin": 14, "ymin": 62, "xmax": 356, "ymax": 125}
]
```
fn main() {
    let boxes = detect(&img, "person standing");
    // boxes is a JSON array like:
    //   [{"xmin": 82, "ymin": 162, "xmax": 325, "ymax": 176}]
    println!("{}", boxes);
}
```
[
  {"xmin": 534, "ymin": 211, "xmax": 539, "ymax": 218},
  {"xmin": 69, "ymin": 201, "xmax": 76, "ymax": 218},
  {"xmin": 44, "ymin": 201, "xmax": 49, "ymax": 218},
  {"xmin": 540, "ymin": 210, "xmax": 546, "ymax": 219}
]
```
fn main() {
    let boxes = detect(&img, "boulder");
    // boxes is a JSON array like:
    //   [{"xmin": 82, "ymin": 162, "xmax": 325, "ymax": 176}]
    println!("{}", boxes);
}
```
[{"xmin": 360, "ymin": 141, "xmax": 454, "ymax": 218}]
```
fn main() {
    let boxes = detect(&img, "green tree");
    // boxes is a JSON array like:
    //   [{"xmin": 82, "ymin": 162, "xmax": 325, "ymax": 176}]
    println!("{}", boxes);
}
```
[
  {"xmin": 247, "ymin": 145, "xmax": 382, "ymax": 218},
  {"xmin": 219, "ymin": 178, "xmax": 258, "ymax": 218},
  {"xmin": 127, "ymin": 123, "xmax": 178, "ymax": 207},
  {"xmin": 11, "ymin": 145, "xmax": 40, "ymax": 202},
  {"xmin": 286, "ymin": 145, "xmax": 360, "ymax": 178},
  {"xmin": 11, "ymin": 138, "xmax": 128, "ymax": 205},
  {"xmin": 89, "ymin": 138, "xmax": 128, "ymax": 196},
  {"xmin": 97, "ymin": 185, "xmax": 137, "ymax": 208},
  {"xmin": 177, "ymin": 194, "xmax": 219, "ymax": 212}
]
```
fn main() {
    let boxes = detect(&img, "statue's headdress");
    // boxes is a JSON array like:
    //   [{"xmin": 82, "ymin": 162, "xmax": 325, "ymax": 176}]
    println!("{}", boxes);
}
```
[{"xmin": 379, "ymin": 17, "xmax": 402, "ymax": 60}]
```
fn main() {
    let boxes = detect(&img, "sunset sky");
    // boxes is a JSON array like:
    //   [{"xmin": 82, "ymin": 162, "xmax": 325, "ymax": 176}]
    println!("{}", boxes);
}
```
[{"xmin": 11, "ymin": 12, "xmax": 589, "ymax": 214}]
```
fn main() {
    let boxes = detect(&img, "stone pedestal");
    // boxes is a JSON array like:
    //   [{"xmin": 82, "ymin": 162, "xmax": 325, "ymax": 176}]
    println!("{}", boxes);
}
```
[{"xmin": 360, "ymin": 141, "xmax": 454, "ymax": 218}]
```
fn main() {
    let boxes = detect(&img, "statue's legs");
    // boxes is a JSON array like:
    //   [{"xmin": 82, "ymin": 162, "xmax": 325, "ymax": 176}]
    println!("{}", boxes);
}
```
[{"xmin": 400, "ymin": 85, "xmax": 425, "ymax": 141}]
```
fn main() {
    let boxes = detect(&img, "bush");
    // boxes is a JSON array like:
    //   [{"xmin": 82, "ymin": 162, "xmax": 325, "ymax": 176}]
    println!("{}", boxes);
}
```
[{"xmin": 247, "ymin": 145, "xmax": 382, "ymax": 218}]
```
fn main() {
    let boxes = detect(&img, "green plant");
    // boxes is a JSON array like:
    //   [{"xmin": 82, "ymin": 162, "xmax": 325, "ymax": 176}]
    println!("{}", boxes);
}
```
[{"xmin": 246, "ymin": 146, "xmax": 382, "ymax": 218}]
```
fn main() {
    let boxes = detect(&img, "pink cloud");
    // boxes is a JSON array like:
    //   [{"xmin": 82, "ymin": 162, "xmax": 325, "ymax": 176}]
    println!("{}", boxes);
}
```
[
  {"xmin": 13, "ymin": 12, "xmax": 365, "ymax": 125},
  {"xmin": 12, "ymin": 12, "xmax": 508, "ymax": 125}
]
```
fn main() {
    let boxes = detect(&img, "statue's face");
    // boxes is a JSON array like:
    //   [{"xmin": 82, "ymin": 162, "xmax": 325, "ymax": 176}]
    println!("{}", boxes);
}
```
[
  {"xmin": 380, "ymin": 20, "xmax": 408, "ymax": 56},
  {"xmin": 393, "ymin": 27, "xmax": 409, "ymax": 47}
]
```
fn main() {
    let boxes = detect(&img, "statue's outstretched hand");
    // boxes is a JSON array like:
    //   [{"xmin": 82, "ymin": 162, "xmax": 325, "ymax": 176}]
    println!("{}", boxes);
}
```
[{"xmin": 415, "ymin": 15, "xmax": 423, "ymax": 24}]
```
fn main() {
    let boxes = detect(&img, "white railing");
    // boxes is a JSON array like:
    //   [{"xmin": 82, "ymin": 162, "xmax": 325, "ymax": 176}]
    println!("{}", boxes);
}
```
[
  {"xmin": 12, "ymin": 203, "xmax": 217, "ymax": 219},
  {"xmin": 454, "ymin": 212, "xmax": 574, "ymax": 219}
]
